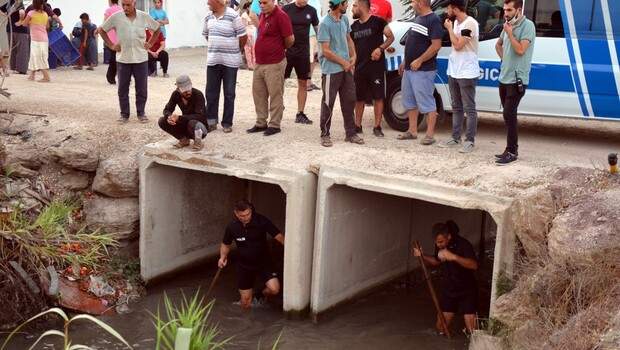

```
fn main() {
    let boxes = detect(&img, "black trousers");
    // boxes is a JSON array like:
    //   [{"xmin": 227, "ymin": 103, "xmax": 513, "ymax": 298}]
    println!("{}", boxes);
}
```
[
  {"xmin": 158, "ymin": 116, "xmax": 207, "ymax": 140},
  {"xmin": 148, "ymin": 51, "xmax": 169, "ymax": 75},
  {"xmin": 499, "ymin": 83, "xmax": 527, "ymax": 154},
  {"xmin": 106, "ymin": 48, "xmax": 117, "ymax": 84}
]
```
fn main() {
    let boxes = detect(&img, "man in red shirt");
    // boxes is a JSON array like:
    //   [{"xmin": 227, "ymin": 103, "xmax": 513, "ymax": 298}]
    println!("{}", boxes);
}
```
[
  {"xmin": 370, "ymin": 0, "xmax": 392, "ymax": 22},
  {"xmin": 146, "ymin": 29, "xmax": 169, "ymax": 78},
  {"xmin": 247, "ymin": 0, "xmax": 295, "ymax": 136}
]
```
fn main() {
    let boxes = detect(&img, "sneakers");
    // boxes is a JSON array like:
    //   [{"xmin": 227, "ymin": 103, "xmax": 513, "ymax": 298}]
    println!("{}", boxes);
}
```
[
  {"xmin": 264, "ymin": 127, "xmax": 281, "ymax": 136},
  {"xmin": 345, "ymin": 134, "xmax": 365, "ymax": 145},
  {"xmin": 495, "ymin": 149, "xmax": 519, "ymax": 159},
  {"xmin": 355, "ymin": 126, "xmax": 363, "ymax": 134},
  {"xmin": 246, "ymin": 125, "xmax": 267, "ymax": 133},
  {"xmin": 207, "ymin": 124, "xmax": 218, "ymax": 132},
  {"xmin": 495, "ymin": 152, "xmax": 518, "ymax": 165},
  {"xmin": 117, "ymin": 116, "xmax": 129, "ymax": 124},
  {"xmin": 192, "ymin": 137, "xmax": 204, "ymax": 151},
  {"xmin": 373, "ymin": 127, "xmax": 384, "ymax": 138},
  {"xmin": 321, "ymin": 136, "xmax": 333, "ymax": 147},
  {"xmin": 163, "ymin": 73, "xmax": 170, "ymax": 78},
  {"xmin": 459, "ymin": 141, "xmax": 475, "ymax": 153},
  {"xmin": 173, "ymin": 138, "xmax": 190, "ymax": 148},
  {"xmin": 138, "ymin": 115, "xmax": 149, "ymax": 123},
  {"xmin": 420, "ymin": 135, "xmax": 436, "ymax": 145},
  {"xmin": 307, "ymin": 83, "xmax": 320, "ymax": 91},
  {"xmin": 438, "ymin": 139, "xmax": 461, "ymax": 148},
  {"xmin": 149, "ymin": 72, "xmax": 157, "ymax": 77},
  {"xmin": 295, "ymin": 112, "xmax": 313, "ymax": 125},
  {"xmin": 223, "ymin": 126, "xmax": 233, "ymax": 133},
  {"xmin": 397, "ymin": 131, "xmax": 417, "ymax": 140}
]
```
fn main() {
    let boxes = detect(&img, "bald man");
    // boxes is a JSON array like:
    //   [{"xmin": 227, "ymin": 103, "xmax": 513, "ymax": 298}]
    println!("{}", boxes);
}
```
[{"xmin": 100, "ymin": 0, "xmax": 161, "ymax": 123}]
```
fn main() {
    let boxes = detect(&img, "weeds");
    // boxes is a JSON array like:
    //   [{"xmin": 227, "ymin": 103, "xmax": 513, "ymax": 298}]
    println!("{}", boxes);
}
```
[
  {"xmin": 151, "ymin": 290, "xmax": 231, "ymax": 350},
  {"xmin": 0, "ymin": 307, "xmax": 132, "ymax": 350}
]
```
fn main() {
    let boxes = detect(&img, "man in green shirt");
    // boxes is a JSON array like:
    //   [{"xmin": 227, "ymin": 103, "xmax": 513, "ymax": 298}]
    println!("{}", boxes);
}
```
[{"xmin": 494, "ymin": 0, "xmax": 535, "ymax": 165}]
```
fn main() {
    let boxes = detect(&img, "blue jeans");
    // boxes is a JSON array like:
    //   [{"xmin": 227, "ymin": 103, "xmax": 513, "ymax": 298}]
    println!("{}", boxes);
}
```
[
  {"xmin": 117, "ymin": 62, "xmax": 148, "ymax": 118},
  {"xmin": 206, "ymin": 64, "xmax": 238, "ymax": 127}
]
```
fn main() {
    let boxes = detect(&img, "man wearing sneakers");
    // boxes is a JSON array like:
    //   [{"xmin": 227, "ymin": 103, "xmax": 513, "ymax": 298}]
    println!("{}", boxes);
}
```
[
  {"xmin": 351, "ymin": 0, "xmax": 394, "ymax": 138},
  {"xmin": 438, "ymin": 0, "xmax": 480, "ymax": 153},
  {"xmin": 219, "ymin": 200, "xmax": 285, "ymax": 309},
  {"xmin": 397, "ymin": 0, "xmax": 442, "ymax": 145},
  {"xmin": 494, "ymin": 0, "xmax": 535, "ymax": 165},
  {"xmin": 283, "ymin": 0, "xmax": 319, "ymax": 125},
  {"xmin": 158, "ymin": 75, "xmax": 209, "ymax": 151},
  {"xmin": 317, "ymin": 0, "xmax": 363, "ymax": 147},
  {"xmin": 247, "ymin": 0, "xmax": 294, "ymax": 137}
]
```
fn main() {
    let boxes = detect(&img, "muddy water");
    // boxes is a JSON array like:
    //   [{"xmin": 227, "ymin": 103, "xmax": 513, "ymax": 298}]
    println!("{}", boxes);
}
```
[{"xmin": 4, "ymin": 262, "xmax": 473, "ymax": 350}]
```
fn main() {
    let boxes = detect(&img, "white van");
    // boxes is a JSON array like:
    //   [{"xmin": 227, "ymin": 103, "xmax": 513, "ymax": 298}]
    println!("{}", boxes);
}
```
[{"xmin": 383, "ymin": 0, "xmax": 620, "ymax": 131}]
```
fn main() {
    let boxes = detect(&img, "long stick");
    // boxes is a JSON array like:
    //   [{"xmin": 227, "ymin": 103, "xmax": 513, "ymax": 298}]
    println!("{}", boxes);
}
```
[
  {"xmin": 414, "ymin": 241, "xmax": 451, "ymax": 339},
  {"xmin": 205, "ymin": 267, "xmax": 223, "ymax": 298}
]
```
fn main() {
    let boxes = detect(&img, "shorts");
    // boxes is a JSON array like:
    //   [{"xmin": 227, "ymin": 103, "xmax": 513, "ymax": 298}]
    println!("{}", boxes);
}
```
[
  {"xmin": 237, "ymin": 265, "xmax": 278, "ymax": 291},
  {"xmin": 309, "ymin": 36, "xmax": 319, "ymax": 63},
  {"xmin": 440, "ymin": 290, "xmax": 477, "ymax": 315},
  {"xmin": 284, "ymin": 54, "xmax": 311, "ymax": 80},
  {"xmin": 355, "ymin": 69, "xmax": 385, "ymax": 101},
  {"xmin": 401, "ymin": 69, "xmax": 437, "ymax": 114}
]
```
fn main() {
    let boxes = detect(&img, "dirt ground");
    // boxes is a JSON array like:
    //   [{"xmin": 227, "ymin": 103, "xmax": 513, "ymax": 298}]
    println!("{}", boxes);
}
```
[{"xmin": 1, "ymin": 47, "xmax": 619, "ymax": 197}]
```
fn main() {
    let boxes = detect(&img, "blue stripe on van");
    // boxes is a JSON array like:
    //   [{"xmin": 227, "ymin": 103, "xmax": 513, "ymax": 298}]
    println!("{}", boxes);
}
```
[
  {"xmin": 390, "ymin": 56, "xmax": 395, "ymax": 71},
  {"xmin": 577, "ymin": 39, "xmax": 619, "ymax": 118},
  {"xmin": 435, "ymin": 59, "xmax": 575, "ymax": 92},
  {"xmin": 559, "ymin": 0, "xmax": 589, "ymax": 116}
]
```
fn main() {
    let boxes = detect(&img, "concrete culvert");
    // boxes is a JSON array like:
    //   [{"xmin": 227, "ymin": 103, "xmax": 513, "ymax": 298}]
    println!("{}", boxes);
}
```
[
  {"xmin": 311, "ymin": 166, "xmax": 514, "ymax": 324},
  {"xmin": 139, "ymin": 144, "xmax": 317, "ymax": 314}
]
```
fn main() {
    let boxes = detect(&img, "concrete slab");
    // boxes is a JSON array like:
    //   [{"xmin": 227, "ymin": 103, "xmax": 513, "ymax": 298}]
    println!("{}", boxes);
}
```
[
  {"xmin": 139, "ymin": 143, "xmax": 317, "ymax": 314},
  {"xmin": 311, "ymin": 166, "xmax": 515, "ymax": 317}
]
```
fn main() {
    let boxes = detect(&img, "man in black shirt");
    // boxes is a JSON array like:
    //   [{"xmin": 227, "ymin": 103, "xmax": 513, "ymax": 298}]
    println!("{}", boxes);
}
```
[
  {"xmin": 219, "ymin": 200, "xmax": 285, "ymax": 309},
  {"xmin": 283, "ymin": 0, "xmax": 319, "ymax": 125},
  {"xmin": 158, "ymin": 75, "xmax": 209, "ymax": 151},
  {"xmin": 350, "ymin": 0, "xmax": 394, "ymax": 138},
  {"xmin": 413, "ymin": 222, "xmax": 478, "ymax": 335}
]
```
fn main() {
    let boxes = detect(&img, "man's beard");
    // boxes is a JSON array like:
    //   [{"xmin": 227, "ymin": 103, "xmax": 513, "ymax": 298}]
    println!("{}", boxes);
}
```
[{"xmin": 352, "ymin": 12, "xmax": 359, "ymax": 19}]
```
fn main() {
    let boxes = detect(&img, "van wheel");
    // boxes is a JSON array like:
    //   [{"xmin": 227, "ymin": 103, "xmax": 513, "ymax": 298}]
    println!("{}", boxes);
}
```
[{"xmin": 384, "ymin": 75, "xmax": 445, "ymax": 132}]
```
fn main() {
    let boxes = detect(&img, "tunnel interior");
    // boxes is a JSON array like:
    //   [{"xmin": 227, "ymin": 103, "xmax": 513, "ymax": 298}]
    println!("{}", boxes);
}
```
[
  {"xmin": 313, "ymin": 184, "xmax": 497, "ymax": 321},
  {"xmin": 141, "ymin": 163, "xmax": 287, "ymax": 290}
]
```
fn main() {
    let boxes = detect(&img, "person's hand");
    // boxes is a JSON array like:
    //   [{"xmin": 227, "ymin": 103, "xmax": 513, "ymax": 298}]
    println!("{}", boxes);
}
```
[
  {"xmin": 398, "ymin": 62, "xmax": 404, "ymax": 76},
  {"xmin": 149, "ymin": 51, "xmax": 158, "ymax": 58},
  {"xmin": 218, "ymin": 256, "xmax": 227, "ymax": 269},
  {"xmin": 410, "ymin": 58, "xmax": 422, "ymax": 71},
  {"xmin": 342, "ymin": 60, "xmax": 352, "ymax": 72},
  {"xmin": 438, "ymin": 249, "xmax": 457, "ymax": 262},
  {"xmin": 444, "ymin": 18, "xmax": 453, "ymax": 31},
  {"xmin": 167, "ymin": 114, "xmax": 179, "ymax": 125},
  {"xmin": 144, "ymin": 41, "xmax": 152, "ymax": 50},
  {"xmin": 371, "ymin": 48, "xmax": 382, "ymax": 61},
  {"xmin": 412, "ymin": 246, "xmax": 423, "ymax": 257},
  {"xmin": 112, "ymin": 43, "xmax": 121, "ymax": 52},
  {"xmin": 503, "ymin": 22, "xmax": 513, "ymax": 36}
]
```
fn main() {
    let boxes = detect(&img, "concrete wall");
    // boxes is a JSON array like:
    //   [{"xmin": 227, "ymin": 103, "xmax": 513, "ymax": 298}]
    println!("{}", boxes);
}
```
[
  {"xmin": 140, "ymin": 145, "xmax": 317, "ymax": 313},
  {"xmin": 311, "ymin": 166, "xmax": 514, "ymax": 317}
]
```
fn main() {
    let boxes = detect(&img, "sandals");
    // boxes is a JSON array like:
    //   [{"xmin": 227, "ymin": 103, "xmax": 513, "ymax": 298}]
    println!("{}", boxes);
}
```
[
  {"xmin": 397, "ymin": 131, "xmax": 418, "ymax": 140},
  {"xmin": 173, "ymin": 139, "xmax": 190, "ymax": 148}
]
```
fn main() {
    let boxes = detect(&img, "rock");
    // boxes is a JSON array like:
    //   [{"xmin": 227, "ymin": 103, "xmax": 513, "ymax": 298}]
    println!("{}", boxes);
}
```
[
  {"xmin": 59, "ymin": 170, "xmax": 91, "ymax": 191},
  {"xmin": 84, "ymin": 196, "xmax": 139, "ymax": 240},
  {"xmin": 508, "ymin": 188, "xmax": 555, "ymax": 257},
  {"xmin": 0, "ymin": 141, "xmax": 6, "ymax": 167},
  {"xmin": 92, "ymin": 154, "xmax": 139, "ymax": 197},
  {"xmin": 57, "ymin": 278, "xmax": 114, "ymax": 316},
  {"xmin": 597, "ymin": 309, "xmax": 620, "ymax": 350},
  {"xmin": 548, "ymin": 189, "xmax": 620, "ymax": 266},
  {"xmin": 492, "ymin": 288, "xmax": 537, "ymax": 330},
  {"xmin": 510, "ymin": 320, "xmax": 546, "ymax": 350},
  {"xmin": 469, "ymin": 331, "xmax": 504, "ymax": 350},
  {"xmin": 6, "ymin": 163, "xmax": 38, "ymax": 178},
  {"xmin": 4, "ymin": 143, "xmax": 43, "ymax": 170},
  {"xmin": 49, "ymin": 138, "xmax": 99, "ymax": 172}
]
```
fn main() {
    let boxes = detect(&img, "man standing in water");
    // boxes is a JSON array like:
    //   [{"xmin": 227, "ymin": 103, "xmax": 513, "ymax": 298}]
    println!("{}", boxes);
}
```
[
  {"xmin": 219, "ymin": 200, "xmax": 285, "ymax": 309},
  {"xmin": 413, "ymin": 222, "xmax": 478, "ymax": 335}
]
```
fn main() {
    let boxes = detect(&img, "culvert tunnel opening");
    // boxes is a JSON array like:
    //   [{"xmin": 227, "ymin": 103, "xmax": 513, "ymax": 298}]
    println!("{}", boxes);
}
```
[
  {"xmin": 141, "ymin": 163, "xmax": 288, "ymax": 305},
  {"xmin": 312, "ymin": 184, "xmax": 497, "ymax": 329}
]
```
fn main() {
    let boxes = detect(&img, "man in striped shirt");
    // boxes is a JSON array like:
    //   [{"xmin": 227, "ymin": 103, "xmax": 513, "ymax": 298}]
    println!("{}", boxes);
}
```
[{"xmin": 203, "ymin": 0, "xmax": 248, "ymax": 133}]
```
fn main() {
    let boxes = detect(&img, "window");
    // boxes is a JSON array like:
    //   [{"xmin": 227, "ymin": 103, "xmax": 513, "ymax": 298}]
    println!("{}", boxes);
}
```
[
  {"xmin": 525, "ymin": 0, "xmax": 565, "ymax": 38},
  {"xmin": 472, "ymin": 0, "xmax": 504, "ymax": 41},
  {"xmin": 136, "ymin": 0, "xmax": 150, "ymax": 12}
]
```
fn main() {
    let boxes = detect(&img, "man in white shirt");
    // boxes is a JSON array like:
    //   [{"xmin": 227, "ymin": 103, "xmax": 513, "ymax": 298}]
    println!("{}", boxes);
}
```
[
  {"xmin": 438, "ymin": 0, "xmax": 480, "ymax": 153},
  {"xmin": 100, "ymin": 0, "xmax": 161, "ymax": 123}
]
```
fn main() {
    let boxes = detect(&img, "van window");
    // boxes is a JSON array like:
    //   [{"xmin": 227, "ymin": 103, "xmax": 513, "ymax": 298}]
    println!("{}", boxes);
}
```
[
  {"xmin": 525, "ymin": 0, "xmax": 565, "ymax": 37},
  {"xmin": 473, "ymin": 0, "xmax": 503, "ymax": 41}
]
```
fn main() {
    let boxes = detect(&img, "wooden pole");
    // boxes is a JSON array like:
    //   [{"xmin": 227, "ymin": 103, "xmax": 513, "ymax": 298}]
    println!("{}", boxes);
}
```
[
  {"xmin": 205, "ymin": 267, "xmax": 223, "ymax": 299},
  {"xmin": 414, "ymin": 241, "xmax": 451, "ymax": 339}
]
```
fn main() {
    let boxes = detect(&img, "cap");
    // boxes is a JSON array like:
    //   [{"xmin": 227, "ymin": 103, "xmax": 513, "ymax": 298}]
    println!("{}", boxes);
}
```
[
  {"xmin": 447, "ymin": 0, "xmax": 466, "ymax": 9},
  {"xmin": 329, "ymin": 0, "xmax": 346, "ymax": 6},
  {"xmin": 175, "ymin": 75, "xmax": 192, "ymax": 92}
]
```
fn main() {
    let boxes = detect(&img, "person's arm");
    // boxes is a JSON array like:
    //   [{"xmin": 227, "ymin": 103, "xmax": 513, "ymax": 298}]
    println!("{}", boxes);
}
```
[
  {"xmin": 218, "ymin": 243, "xmax": 231, "ymax": 268},
  {"xmin": 504, "ymin": 21, "xmax": 532, "ymax": 56},
  {"xmin": 444, "ymin": 19, "xmax": 467, "ymax": 51},
  {"xmin": 144, "ymin": 14, "xmax": 162, "ymax": 49},
  {"xmin": 273, "ymin": 233, "xmax": 285, "ymax": 245},
  {"xmin": 320, "ymin": 41, "xmax": 349, "ymax": 69},
  {"xmin": 410, "ymin": 38, "xmax": 440, "ymax": 70},
  {"xmin": 346, "ymin": 32, "xmax": 356, "ymax": 69},
  {"xmin": 100, "ymin": 15, "xmax": 120, "ymax": 50},
  {"xmin": 179, "ymin": 92, "xmax": 208, "ymax": 122},
  {"xmin": 233, "ymin": 14, "xmax": 248, "ymax": 50},
  {"xmin": 371, "ymin": 21, "xmax": 394, "ymax": 61},
  {"xmin": 21, "ymin": 12, "xmax": 31, "ymax": 26},
  {"xmin": 495, "ymin": 34, "xmax": 504, "ymax": 59},
  {"xmin": 157, "ymin": 39, "xmax": 165, "ymax": 53},
  {"xmin": 412, "ymin": 246, "xmax": 441, "ymax": 267},
  {"xmin": 159, "ymin": 11, "xmax": 169, "ymax": 25},
  {"xmin": 441, "ymin": 249, "xmax": 478, "ymax": 270},
  {"xmin": 284, "ymin": 34, "xmax": 294, "ymax": 48},
  {"xmin": 163, "ymin": 92, "xmax": 178, "ymax": 118},
  {"xmin": 281, "ymin": 13, "xmax": 294, "ymax": 48}
]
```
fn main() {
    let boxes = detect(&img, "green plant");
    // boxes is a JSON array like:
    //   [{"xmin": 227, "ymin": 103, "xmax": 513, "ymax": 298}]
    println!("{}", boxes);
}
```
[
  {"xmin": 0, "ymin": 307, "xmax": 133, "ymax": 350},
  {"xmin": 3, "ymin": 165, "xmax": 15, "ymax": 178},
  {"xmin": 151, "ymin": 291, "xmax": 231, "ymax": 350},
  {"xmin": 495, "ymin": 269, "xmax": 515, "ymax": 298}
]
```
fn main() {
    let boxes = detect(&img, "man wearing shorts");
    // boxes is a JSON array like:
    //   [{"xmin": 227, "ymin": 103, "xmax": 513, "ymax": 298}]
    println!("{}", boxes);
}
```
[
  {"xmin": 283, "ymin": 0, "xmax": 319, "ymax": 124},
  {"xmin": 397, "ymin": 0, "xmax": 442, "ymax": 145},
  {"xmin": 351, "ymin": 0, "xmax": 394, "ymax": 137},
  {"xmin": 218, "ymin": 200, "xmax": 285, "ymax": 309},
  {"xmin": 413, "ymin": 222, "xmax": 479, "ymax": 335}
]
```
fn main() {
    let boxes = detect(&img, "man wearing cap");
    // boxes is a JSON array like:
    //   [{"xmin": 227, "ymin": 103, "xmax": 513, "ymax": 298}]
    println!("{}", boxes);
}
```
[
  {"xmin": 100, "ymin": 0, "xmax": 162, "ymax": 123},
  {"xmin": 317, "ymin": 0, "xmax": 363, "ymax": 147},
  {"xmin": 203, "ymin": 0, "xmax": 248, "ymax": 133},
  {"xmin": 247, "ymin": 0, "xmax": 294, "ymax": 136},
  {"xmin": 158, "ymin": 75, "xmax": 209, "ymax": 151}
]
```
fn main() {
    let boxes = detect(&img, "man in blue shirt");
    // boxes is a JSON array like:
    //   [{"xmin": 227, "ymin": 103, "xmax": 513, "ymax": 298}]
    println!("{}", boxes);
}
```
[{"xmin": 317, "ymin": 0, "xmax": 363, "ymax": 147}]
